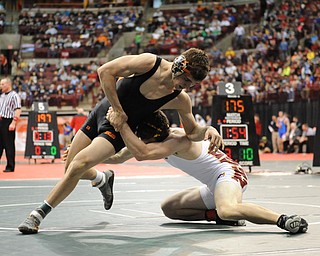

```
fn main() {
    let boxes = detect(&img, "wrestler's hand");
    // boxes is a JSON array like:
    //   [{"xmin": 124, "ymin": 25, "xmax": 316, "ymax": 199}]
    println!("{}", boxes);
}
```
[
  {"xmin": 204, "ymin": 126, "xmax": 224, "ymax": 153},
  {"xmin": 106, "ymin": 107, "xmax": 127, "ymax": 132},
  {"xmin": 62, "ymin": 145, "xmax": 71, "ymax": 162}
]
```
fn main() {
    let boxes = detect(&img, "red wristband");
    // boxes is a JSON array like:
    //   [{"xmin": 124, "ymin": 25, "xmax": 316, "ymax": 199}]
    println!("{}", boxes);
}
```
[{"xmin": 13, "ymin": 116, "xmax": 19, "ymax": 121}]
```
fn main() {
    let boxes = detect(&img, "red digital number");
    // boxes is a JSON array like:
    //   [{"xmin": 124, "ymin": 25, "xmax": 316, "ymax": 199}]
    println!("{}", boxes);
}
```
[
  {"xmin": 224, "ymin": 127, "xmax": 230, "ymax": 139},
  {"xmin": 224, "ymin": 147, "xmax": 232, "ymax": 158},
  {"xmin": 239, "ymin": 127, "xmax": 247, "ymax": 139},
  {"xmin": 231, "ymin": 127, "xmax": 239, "ymax": 139},
  {"xmin": 34, "ymin": 131, "xmax": 40, "ymax": 141},
  {"xmin": 35, "ymin": 146, "xmax": 41, "ymax": 155},
  {"xmin": 45, "ymin": 132, "xmax": 52, "ymax": 141}
]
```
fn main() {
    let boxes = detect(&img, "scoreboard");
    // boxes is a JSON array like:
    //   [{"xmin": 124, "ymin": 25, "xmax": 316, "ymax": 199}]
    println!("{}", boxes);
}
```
[
  {"xmin": 25, "ymin": 102, "xmax": 60, "ymax": 160},
  {"xmin": 211, "ymin": 82, "xmax": 260, "ymax": 167}
]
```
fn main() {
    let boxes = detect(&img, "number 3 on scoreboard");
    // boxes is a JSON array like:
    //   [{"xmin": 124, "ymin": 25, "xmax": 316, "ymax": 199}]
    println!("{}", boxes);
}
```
[{"xmin": 225, "ymin": 82, "xmax": 235, "ymax": 94}]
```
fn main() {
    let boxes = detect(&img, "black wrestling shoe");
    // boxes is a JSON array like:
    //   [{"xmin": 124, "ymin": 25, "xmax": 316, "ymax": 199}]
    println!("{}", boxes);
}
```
[
  {"xmin": 277, "ymin": 214, "xmax": 308, "ymax": 234},
  {"xmin": 18, "ymin": 214, "xmax": 41, "ymax": 234},
  {"xmin": 93, "ymin": 170, "xmax": 114, "ymax": 210}
]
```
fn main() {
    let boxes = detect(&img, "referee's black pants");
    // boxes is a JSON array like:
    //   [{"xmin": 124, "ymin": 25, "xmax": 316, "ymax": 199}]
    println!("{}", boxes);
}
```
[{"xmin": 0, "ymin": 118, "xmax": 16, "ymax": 171}]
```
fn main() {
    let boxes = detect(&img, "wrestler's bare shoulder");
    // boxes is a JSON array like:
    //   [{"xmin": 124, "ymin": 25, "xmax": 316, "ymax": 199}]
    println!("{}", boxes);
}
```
[{"xmin": 169, "ymin": 128, "xmax": 201, "ymax": 159}]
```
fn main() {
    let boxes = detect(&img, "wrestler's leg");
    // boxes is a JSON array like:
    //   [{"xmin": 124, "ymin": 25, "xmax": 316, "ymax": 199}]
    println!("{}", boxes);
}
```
[
  {"xmin": 18, "ymin": 137, "xmax": 115, "ymax": 234},
  {"xmin": 214, "ymin": 181, "xmax": 279, "ymax": 224},
  {"xmin": 161, "ymin": 187, "xmax": 207, "ymax": 221},
  {"xmin": 64, "ymin": 130, "xmax": 98, "ymax": 180},
  {"xmin": 47, "ymin": 137, "xmax": 115, "ymax": 208}
]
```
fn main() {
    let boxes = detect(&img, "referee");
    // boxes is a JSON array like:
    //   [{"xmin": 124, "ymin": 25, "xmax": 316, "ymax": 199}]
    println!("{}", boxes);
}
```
[{"xmin": 0, "ymin": 77, "xmax": 21, "ymax": 172}]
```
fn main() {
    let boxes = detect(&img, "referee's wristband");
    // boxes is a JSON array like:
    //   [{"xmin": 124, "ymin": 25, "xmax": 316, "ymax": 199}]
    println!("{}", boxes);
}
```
[{"xmin": 13, "ymin": 116, "xmax": 19, "ymax": 121}]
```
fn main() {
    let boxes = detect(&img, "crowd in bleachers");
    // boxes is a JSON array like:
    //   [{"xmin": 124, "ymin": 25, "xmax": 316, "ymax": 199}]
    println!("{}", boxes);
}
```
[
  {"xmin": 179, "ymin": 0, "xmax": 320, "ymax": 116},
  {"xmin": 143, "ymin": 2, "xmax": 260, "ymax": 55},
  {"xmin": 11, "ymin": 58, "xmax": 102, "ymax": 108},
  {"xmin": 1, "ymin": 0, "xmax": 319, "ymax": 112},
  {"xmin": 8, "ymin": 4, "xmax": 144, "ymax": 108},
  {"xmin": 27, "ymin": 0, "xmax": 142, "ymax": 9},
  {"xmin": 19, "ymin": 7, "xmax": 143, "ymax": 58}
]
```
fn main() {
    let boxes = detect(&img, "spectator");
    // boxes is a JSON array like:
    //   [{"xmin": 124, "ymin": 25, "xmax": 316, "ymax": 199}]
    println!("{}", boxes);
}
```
[
  {"xmin": 205, "ymin": 114, "xmax": 212, "ymax": 126},
  {"xmin": 0, "ymin": 53, "xmax": 8, "ymax": 75},
  {"xmin": 268, "ymin": 115, "xmax": 279, "ymax": 153},
  {"xmin": 292, "ymin": 116, "xmax": 302, "ymax": 131},
  {"xmin": 259, "ymin": 136, "xmax": 272, "ymax": 154},
  {"xmin": 220, "ymin": 14, "xmax": 231, "ymax": 28},
  {"xmin": 288, "ymin": 34, "xmax": 298, "ymax": 56},
  {"xmin": 62, "ymin": 121, "xmax": 73, "ymax": 150},
  {"xmin": 287, "ymin": 122, "xmax": 302, "ymax": 153},
  {"xmin": 70, "ymin": 108, "xmax": 88, "ymax": 135},
  {"xmin": 225, "ymin": 47, "xmax": 235, "ymax": 60},
  {"xmin": 195, "ymin": 114, "xmax": 206, "ymax": 127},
  {"xmin": 209, "ymin": 15, "xmax": 222, "ymax": 42},
  {"xmin": 134, "ymin": 32, "xmax": 143, "ymax": 54},
  {"xmin": 234, "ymin": 23, "xmax": 245, "ymax": 49},
  {"xmin": 298, "ymin": 123, "xmax": 316, "ymax": 153},
  {"xmin": 47, "ymin": 43, "xmax": 58, "ymax": 58},
  {"xmin": 254, "ymin": 113, "xmax": 262, "ymax": 141},
  {"xmin": 278, "ymin": 37, "xmax": 288, "ymax": 62},
  {"xmin": 277, "ymin": 111, "xmax": 290, "ymax": 153},
  {"xmin": 45, "ymin": 25, "xmax": 58, "ymax": 35}
]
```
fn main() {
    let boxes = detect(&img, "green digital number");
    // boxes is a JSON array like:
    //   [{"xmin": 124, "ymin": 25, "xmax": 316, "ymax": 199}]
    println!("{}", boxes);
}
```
[
  {"xmin": 240, "ymin": 148, "xmax": 254, "ymax": 161},
  {"xmin": 51, "ymin": 146, "xmax": 57, "ymax": 156}
]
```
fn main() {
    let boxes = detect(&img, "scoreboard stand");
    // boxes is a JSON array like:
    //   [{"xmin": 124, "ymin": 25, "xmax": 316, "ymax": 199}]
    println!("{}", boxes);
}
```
[
  {"xmin": 211, "ymin": 82, "xmax": 260, "ymax": 171},
  {"xmin": 24, "ymin": 102, "xmax": 61, "ymax": 163}
]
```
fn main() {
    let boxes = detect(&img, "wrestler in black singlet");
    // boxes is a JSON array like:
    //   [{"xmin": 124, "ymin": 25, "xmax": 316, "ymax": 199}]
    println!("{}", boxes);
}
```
[{"xmin": 80, "ymin": 57, "xmax": 181, "ymax": 152}]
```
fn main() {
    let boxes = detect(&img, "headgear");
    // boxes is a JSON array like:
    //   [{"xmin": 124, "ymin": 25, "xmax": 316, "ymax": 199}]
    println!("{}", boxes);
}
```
[{"xmin": 171, "ymin": 55, "xmax": 190, "ymax": 77}]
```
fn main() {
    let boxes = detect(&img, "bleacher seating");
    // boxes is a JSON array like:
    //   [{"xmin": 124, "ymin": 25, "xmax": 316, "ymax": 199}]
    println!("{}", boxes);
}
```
[
  {"xmin": 18, "ymin": 6, "xmax": 143, "ymax": 58},
  {"xmin": 23, "ymin": 0, "xmax": 141, "ymax": 9},
  {"xmin": 6, "ymin": 0, "xmax": 320, "ymax": 114},
  {"xmin": 143, "ymin": 2, "xmax": 260, "ymax": 55}
]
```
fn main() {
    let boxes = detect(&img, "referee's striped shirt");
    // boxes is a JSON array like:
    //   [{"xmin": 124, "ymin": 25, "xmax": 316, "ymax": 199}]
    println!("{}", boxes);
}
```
[{"xmin": 0, "ymin": 90, "xmax": 21, "ymax": 118}]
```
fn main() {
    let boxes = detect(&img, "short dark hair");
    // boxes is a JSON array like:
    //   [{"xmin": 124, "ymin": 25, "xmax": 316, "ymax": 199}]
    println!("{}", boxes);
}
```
[
  {"xmin": 136, "ymin": 111, "xmax": 170, "ymax": 142},
  {"xmin": 182, "ymin": 48, "xmax": 210, "ymax": 81}
]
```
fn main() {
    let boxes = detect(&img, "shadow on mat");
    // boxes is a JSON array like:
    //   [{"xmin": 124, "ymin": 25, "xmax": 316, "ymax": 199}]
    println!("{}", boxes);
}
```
[
  {"xmin": 30, "ymin": 222, "xmax": 283, "ymax": 256},
  {"xmin": 161, "ymin": 222, "xmax": 240, "ymax": 230}
]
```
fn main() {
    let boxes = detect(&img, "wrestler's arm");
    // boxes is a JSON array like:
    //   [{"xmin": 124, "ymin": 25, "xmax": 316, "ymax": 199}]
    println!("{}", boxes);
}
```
[
  {"xmin": 103, "ymin": 147, "xmax": 134, "ymax": 164},
  {"xmin": 162, "ymin": 91, "xmax": 224, "ymax": 151},
  {"xmin": 97, "ymin": 53, "xmax": 157, "ymax": 129}
]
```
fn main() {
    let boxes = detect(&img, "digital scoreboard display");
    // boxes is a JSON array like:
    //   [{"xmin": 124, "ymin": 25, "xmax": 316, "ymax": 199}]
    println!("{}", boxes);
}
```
[
  {"xmin": 220, "ymin": 124, "xmax": 248, "ymax": 141},
  {"xmin": 25, "ymin": 103, "xmax": 60, "ymax": 159},
  {"xmin": 212, "ymin": 83, "xmax": 260, "ymax": 167}
]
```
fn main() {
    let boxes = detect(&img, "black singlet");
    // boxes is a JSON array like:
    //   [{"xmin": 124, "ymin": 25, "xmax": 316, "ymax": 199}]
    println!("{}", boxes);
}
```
[{"xmin": 81, "ymin": 56, "xmax": 181, "ymax": 152}]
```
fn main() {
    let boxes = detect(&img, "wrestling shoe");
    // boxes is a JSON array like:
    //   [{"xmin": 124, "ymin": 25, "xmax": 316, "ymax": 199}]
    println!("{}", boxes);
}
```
[
  {"xmin": 18, "ymin": 214, "xmax": 41, "ymax": 234},
  {"xmin": 93, "ymin": 170, "xmax": 114, "ymax": 210},
  {"xmin": 277, "ymin": 214, "xmax": 308, "ymax": 234}
]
